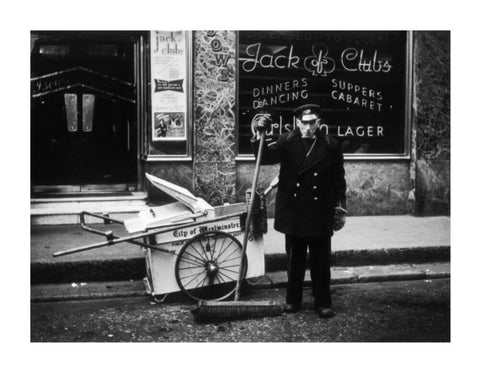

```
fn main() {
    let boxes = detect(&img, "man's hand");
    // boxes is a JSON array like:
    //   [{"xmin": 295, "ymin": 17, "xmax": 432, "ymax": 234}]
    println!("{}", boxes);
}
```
[
  {"xmin": 333, "ymin": 206, "xmax": 347, "ymax": 231},
  {"xmin": 252, "ymin": 113, "xmax": 272, "ymax": 133}
]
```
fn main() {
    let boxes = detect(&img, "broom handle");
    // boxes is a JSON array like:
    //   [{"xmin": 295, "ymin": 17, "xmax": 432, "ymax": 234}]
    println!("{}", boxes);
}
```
[{"xmin": 234, "ymin": 130, "xmax": 266, "ymax": 301}]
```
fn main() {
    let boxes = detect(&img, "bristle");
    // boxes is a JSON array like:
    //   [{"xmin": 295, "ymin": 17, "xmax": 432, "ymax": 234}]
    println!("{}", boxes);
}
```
[{"xmin": 191, "ymin": 300, "xmax": 283, "ymax": 323}]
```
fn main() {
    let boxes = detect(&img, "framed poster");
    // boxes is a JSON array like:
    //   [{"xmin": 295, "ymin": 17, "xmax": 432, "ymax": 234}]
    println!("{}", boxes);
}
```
[
  {"xmin": 152, "ymin": 112, "xmax": 186, "ymax": 141},
  {"xmin": 148, "ymin": 31, "xmax": 191, "ymax": 158},
  {"xmin": 237, "ymin": 31, "xmax": 412, "ymax": 159}
]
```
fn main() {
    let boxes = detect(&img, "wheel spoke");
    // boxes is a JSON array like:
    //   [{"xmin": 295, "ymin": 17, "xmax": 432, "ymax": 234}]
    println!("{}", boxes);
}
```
[
  {"xmin": 196, "ymin": 240, "xmax": 214, "ymax": 262},
  {"xmin": 219, "ymin": 264, "xmax": 242, "ymax": 270},
  {"xmin": 217, "ymin": 246, "xmax": 242, "ymax": 265},
  {"xmin": 203, "ymin": 236, "xmax": 213, "ymax": 262},
  {"xmin": 180, "ymin": 269, "xmax": 205, "ymax": 281},
  {"xmin": 217, "ymin": 255, "xmax": 242, "ymax": 266},
  {"xmin": 187, "ymin": 243, "xmax": 209, "ymax": 263},
  {"xmin": 196, "ymin": 237, "xmax": 210, "ymax": 261},
  {"xmin": 210, "ymin": 233, "xmax": 219, "ymax": 261},
  {"xmin": 177, "ymin": 254, "xmax": 205, "ymax": 268},
  {"xmin": 215, "ymin": 272, "xmax": 226, "ymax": 284},
  {"xmin": 220, "ymin": 266, "xmax": 242, "ymax": 275},
  {"xmin": 182, "ymin": 270, "xmax": 206, "ymax": 288},
  {"xmin": 214, "ymin": 239, "xmax": 235, "ymax": 261},
  {"xmin": 216, "ymin": 234, "xmax": 228, "ymax": 259},
  {"xmin": 182, "ymin": 249, "xmax": 206, "ymax": 264},
  {"xmin": 194, "ymin": 274, "xmax": 209, "ymax": 289},
  {"xmin": 217, "ymin": 270, "xmax": 236, "ymax": 282},
  {"xmin": 178, "ymin": 262, "xmax": 204, "ymax": 270}
]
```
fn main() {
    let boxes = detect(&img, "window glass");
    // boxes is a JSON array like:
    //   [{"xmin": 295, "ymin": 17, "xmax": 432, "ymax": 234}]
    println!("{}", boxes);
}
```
[{"xmin": 238, "ymin": 31, "xmax": 409, "ymax": 157}]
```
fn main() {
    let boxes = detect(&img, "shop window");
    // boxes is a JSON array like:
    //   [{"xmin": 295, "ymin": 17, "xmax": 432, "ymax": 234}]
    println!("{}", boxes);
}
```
[
  {"xmin": 145, "ymin": 31, "xmax": 192, "ymax": 160},
  {"xmin": 237, "ymin": 31, "xmax": 411, "ymax": 159}
]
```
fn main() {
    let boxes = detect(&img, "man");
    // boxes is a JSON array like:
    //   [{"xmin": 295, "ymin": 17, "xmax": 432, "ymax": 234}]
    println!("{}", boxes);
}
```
[
  {"xmin": 156, "ymin": 119, "xmax": 167, "ymax": 137},
  {"xmin": 252, "ymin": 104, "xmax": 347, "ymax": 318}
]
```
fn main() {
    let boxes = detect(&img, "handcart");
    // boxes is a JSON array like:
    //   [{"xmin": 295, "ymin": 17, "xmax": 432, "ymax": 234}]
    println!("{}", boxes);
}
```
[{"xmin": 53, "ymin": 173, "xmax": 275, "ymax": 303}]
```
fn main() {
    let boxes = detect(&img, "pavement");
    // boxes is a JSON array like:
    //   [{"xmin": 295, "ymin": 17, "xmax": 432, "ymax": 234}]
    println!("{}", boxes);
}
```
[{"xmin": 31, "ymin": 215, "xmax": 450, "ymax": 301}]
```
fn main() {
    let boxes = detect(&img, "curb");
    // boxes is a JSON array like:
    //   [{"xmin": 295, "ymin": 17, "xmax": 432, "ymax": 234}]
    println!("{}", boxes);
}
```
[
  {"xmin": 31, "ymin": 245, "xmax": 450, "ymax": 285},
  {"xmin": 31, "ymin": 263, "xmax": 450, "ymax": 303},
  {"xmin": 248, "ymin": 262, "xmax": 451, "ymax": 289},
  {"xmin": 31, "ymin": 258, "xmax": 146, "ymax": 285},
  {"xmin": 265, "ymin": 246, "xmax": 451, "ymax": 272}
]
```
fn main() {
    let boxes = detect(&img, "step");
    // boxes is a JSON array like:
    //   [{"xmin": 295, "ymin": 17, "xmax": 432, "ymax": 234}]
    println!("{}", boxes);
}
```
[
  {"xmin": 31, "ymin": 191, "xmax": 148, "ymax": 209},
  {"xmin": 31, "ymin": 192, "xmax": 149, "ymax": 225}
]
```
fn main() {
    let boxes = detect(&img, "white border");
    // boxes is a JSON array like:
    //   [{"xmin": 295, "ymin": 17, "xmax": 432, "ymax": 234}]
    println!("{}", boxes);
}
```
[{"xmin": 6, "ymin": 1, "xmax": 479, "ymax": 371}]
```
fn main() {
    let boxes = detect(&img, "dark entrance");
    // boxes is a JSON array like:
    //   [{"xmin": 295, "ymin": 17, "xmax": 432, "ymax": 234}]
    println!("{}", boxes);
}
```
[{"xmin": 31, "ymin": 31, "xmax": 142, "ymax": 195}]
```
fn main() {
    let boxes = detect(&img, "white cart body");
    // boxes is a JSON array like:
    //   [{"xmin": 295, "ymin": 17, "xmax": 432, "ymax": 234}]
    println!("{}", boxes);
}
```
[{"xmin": 124, "ymin": 174, "xmax": 265, "ymax": 297}]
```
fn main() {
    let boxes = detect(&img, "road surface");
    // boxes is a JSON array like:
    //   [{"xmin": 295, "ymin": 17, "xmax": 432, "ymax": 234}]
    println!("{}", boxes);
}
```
[{"xmin": 31, "ymin": 278, "xmax": 450, "ymax": 342}]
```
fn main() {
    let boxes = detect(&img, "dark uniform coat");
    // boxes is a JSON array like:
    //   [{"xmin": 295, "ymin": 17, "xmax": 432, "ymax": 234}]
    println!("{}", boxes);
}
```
[{"xmin": 253, "ymin": 128, "xmax": 346, "ymax": 237}]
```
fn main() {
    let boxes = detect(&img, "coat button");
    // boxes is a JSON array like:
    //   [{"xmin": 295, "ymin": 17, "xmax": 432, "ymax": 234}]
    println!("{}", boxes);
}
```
[
  {"xmin": 313, "ymin": 186, "xmax": 317, "ymax": 190},
  {"xmin": 314, "ymin": 172, "xmax": 318, "ymax": 177},
  {"xmin": 296, "ymin": 183, "xmax": 300, "ymax": 187}
]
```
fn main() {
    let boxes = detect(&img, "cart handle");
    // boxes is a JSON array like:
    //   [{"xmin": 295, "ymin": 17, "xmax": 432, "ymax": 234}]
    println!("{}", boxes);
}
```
[
  {"xmin": 52, "ymin": 232, "xmax": 177, "ymax": 257},
  {"xmin": 51, "ymin": 211, "xmax": 177, "ymax": 257},
  {"xmin": 79, "ymin": 211, "xmax": 176, "ymax": 252},
  {"xmin": 80, "ymin": 211, "xmax": 123, "ymax": 235},
  {"xmin": 53, "ymin": 210, "xmax": 247, "ymax": 258}
]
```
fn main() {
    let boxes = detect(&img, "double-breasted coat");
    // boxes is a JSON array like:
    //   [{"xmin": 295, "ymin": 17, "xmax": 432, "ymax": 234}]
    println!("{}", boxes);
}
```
[{"xmin": 253, "ymin": 128, "xmax": 346, "ymax": 238}]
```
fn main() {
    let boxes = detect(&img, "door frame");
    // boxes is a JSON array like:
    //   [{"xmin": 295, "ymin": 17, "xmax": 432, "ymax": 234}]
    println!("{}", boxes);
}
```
[{"xmin": 30, "ymin": 31, "xmax": 148, "ymax": 195}]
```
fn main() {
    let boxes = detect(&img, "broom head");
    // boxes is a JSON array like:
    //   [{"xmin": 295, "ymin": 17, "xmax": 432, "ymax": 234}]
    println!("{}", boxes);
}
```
[{"xmin": 191, "ymin": 300, "xmax": 283, "ymax": 323}]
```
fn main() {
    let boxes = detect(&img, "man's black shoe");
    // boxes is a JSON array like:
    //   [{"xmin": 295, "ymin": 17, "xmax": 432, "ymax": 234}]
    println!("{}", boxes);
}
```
[
  {"xmin": 316, "ymin": 307, "xmax": 335, "ymax": 318},
  {"xmin": 283, "ymin": 303, "xmax": 302, "ymax": 313}
]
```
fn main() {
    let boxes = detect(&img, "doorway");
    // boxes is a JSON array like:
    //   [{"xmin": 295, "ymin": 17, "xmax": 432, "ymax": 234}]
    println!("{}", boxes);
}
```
[{"xmin": 31, "ymin": 31, "xmax": 143, "ymax": 196}]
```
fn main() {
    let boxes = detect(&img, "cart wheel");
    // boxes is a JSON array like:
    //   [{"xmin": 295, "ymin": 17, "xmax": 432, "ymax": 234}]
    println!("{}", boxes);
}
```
[{"xmin": 175, "ymin": 231, "xmax": 247, "ymax": 302}]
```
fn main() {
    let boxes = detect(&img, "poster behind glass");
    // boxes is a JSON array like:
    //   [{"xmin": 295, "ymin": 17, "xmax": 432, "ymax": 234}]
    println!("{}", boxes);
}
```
[{"xmin": 149, "ymin": 31, "xmax": 189, "ymax": 157}]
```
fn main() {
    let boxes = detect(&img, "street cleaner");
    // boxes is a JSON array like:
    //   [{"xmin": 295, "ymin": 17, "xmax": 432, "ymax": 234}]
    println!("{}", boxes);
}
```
[{"xmin": 251, "ymin": 104, "xmax": 347, "ymax": 318}]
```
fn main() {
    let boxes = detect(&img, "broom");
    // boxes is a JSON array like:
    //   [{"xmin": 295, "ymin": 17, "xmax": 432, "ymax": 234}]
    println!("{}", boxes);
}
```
[{"xmin": 191, "ymin": 129, "xmax": 283, "ymax": 322}]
